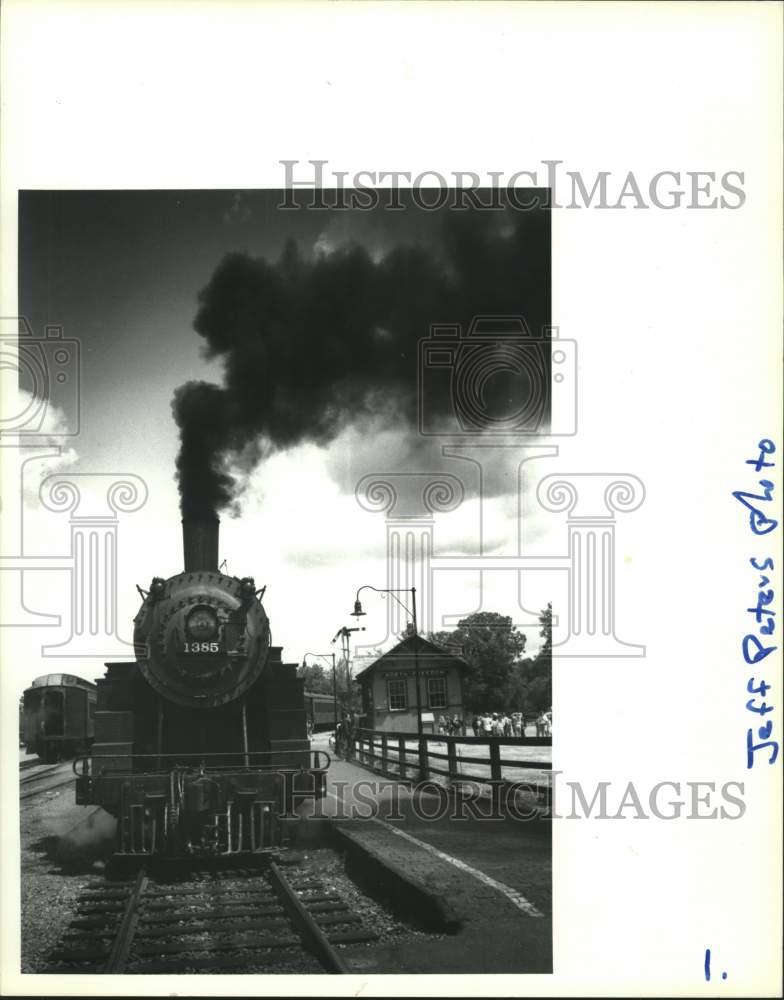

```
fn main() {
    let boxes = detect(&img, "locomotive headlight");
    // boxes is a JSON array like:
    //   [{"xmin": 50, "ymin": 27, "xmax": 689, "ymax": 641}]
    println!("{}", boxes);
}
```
[{"xmin": 185, "ymin": 605, "xmax": 219, "ymax": 641}]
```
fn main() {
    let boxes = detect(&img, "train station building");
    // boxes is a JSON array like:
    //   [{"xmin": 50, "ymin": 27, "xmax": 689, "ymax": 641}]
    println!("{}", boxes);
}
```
[{"xmin": 354, "ymin": 634, "xmax": 472, "ymax": 733}]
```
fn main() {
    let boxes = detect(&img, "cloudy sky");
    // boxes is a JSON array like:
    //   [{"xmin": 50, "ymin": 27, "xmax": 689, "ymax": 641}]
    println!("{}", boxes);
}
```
[{"xmin": 11, "ymin": 189, "xmax": 556, "ymax": 689}]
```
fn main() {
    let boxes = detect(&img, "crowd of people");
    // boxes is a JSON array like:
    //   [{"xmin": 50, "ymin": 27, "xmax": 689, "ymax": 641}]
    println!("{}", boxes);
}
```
[
  {"xmin": 470, "ymin": 709, "xmax": 552, "ymax": 737},
  {"xmin": 437, "ymin": 714, "xmax": 464, "ymax": 735},
  {"xmin": 326, "ymin": 708, "xmax": 552, "ymax": 750},
  {"xmin": 436, "ymin": 710, "xmax": 554, "ymax": 737}
]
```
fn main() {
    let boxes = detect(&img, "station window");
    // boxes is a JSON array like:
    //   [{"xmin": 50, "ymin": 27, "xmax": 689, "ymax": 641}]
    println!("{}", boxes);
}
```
[
  {"xmin": 387, "ymin": 678, "xmax": 407, "ymax": 711},
  {"xmin": 427, "ymin": 676, "xmax": 447, "ymax": 709}
]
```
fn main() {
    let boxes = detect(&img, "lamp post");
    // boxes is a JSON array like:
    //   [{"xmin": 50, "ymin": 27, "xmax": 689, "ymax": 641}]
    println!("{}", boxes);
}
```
[
  {"xmin": 350, "ymin": 585, "xmax": 424, "ymax": 741},
  {"xmin": 301, "ymin": 652, "xmax": 337, "ymax": 733}
]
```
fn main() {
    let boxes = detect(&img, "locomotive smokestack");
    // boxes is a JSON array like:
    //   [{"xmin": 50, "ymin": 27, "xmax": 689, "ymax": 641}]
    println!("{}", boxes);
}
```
[{"xmin": 182, "ymin": 516, "xmax": 219, "ymax": 572}]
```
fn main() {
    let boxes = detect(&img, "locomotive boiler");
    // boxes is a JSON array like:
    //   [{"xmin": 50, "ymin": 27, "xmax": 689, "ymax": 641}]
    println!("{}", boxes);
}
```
[{"xmin": 75, "ymin": 516, "xmax": 327, "ymax": 856}]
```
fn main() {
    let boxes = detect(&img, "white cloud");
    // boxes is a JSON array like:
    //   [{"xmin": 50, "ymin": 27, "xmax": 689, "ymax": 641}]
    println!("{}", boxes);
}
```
[{"xmin": 0, "ymin": 390, "xmax": 80, "ymax": 523}]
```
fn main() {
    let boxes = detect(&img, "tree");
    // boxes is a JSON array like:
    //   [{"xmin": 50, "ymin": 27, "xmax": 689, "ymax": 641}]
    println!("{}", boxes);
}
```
[
  {"xmin": 538, "ymin": 603, "xmax": 552, "ymax": 657},
  {"xmin": 507, "ymin": 603, "xmax": 552, "ymax": 713},
  {"xmin": 430, "ymin": 611, "xmax": 526, "ymax": 712},
  {"xmin": 507, "ymin": 657, "xmax": 534, "ymax": 711},
  {"xmin": 297, "ymin": 661, "xmax": 332, "ymax": 694},
  {"xmin": 430, "ymin": 605, "xmax": 552, "ymax": 714},
  {"xmin": 328, "ymin": 656, "xmax": 362, "ymax": 714}
]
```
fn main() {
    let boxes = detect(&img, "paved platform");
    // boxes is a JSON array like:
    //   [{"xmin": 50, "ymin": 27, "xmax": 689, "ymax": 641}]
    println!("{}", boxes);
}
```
[{"xmin": 303, "ymin": 745, "xmax": 552, "ymax": 973}]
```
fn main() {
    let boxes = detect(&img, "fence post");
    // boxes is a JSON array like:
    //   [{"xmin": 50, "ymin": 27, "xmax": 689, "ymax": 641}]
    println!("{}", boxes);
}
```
[
  {"xmin": 418, "ymin": 735, "xmax": 429, "ymax": 781},
  {"xmin": 489, "ymin": 739, "xmax": 503, "ymax": 815},
  {"xmin": 398, "ymin": 737, "xmax": 406, "ymax": 780},
  {"xmin": 381, "ymin": 733, "xmax": 388, "ymax": 775},
  {"xmin": 447, "ymin": 737, "xmax": 458, "ymax": 785},
  {"xmin": 489, "ymin": 739, "xmax": 502, "ymax": 781}
]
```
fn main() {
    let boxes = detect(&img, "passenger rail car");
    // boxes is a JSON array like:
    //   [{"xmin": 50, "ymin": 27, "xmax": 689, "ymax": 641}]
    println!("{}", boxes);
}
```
[
  {"xmin": 22, "ymin": 674, "xmax": 97, "ymax": 762},
  {"xmin": 303, "ymin": 690, "xmax": 337, "ymax": 732},
  {"xmin": 75, "ymin": 516, "xmax": 328, "ymax": 857}
]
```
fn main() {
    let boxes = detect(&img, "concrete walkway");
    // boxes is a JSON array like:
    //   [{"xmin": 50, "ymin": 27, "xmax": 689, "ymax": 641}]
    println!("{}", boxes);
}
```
[{"xmin": 304, "ymin": 746, "xmax": 552, "ymax": 973}]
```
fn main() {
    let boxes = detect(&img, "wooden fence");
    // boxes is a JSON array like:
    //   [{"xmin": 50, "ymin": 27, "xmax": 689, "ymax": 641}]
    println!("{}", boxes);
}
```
[{"xmin": 346, "ymin": 728, "xmax": 552, "ymax": 811}]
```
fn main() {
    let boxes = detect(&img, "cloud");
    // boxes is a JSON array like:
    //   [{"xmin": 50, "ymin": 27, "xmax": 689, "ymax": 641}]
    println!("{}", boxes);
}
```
[{"xmin": 2, "ymin": 390, "xmax": 82, "ymax": 506}]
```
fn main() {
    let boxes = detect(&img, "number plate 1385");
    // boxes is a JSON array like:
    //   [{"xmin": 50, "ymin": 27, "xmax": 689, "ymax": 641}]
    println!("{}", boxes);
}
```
[{"xmin": 183, "ymin": 641, "xmax": 222, "ymax": 654}]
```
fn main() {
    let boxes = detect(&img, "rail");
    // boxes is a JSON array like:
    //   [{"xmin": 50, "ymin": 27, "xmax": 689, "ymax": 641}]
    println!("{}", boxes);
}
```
[
  {"xmin": 267, "ymin": 861, "xmax": 349, "ymax": 973},
  {"xmin": 20, "ymin": 775, "xmax": 74, "ymax": 803},
  {"xmin": 74, "ymin": 749, "xmax": 331, "ymax": 777},
  {"xmin": 104, "ymin": 869, "xmax": 148, "ymax": 972},
  {"xmin": 346, "ymin": 728, "xmax": 552, "ymax": 808}
]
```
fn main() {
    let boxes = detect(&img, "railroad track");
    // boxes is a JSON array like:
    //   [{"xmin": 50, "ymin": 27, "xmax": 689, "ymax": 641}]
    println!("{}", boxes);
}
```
[
  {"xmin": 19, "ymin": 765, "xmax": 74, "ymax": 804},
  {"xmin": 20, "ymin": 763, "xmax": 64, "ymax": 785},
  {"xmin": 43, "ymin": 859, "xmax": 378, "ymax": 973}
]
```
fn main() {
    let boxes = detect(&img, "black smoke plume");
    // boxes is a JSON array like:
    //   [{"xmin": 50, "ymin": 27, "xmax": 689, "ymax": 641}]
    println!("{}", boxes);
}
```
[{"xmin": 173, "ymin": 207, "xmax": 549, "ymax": 518}]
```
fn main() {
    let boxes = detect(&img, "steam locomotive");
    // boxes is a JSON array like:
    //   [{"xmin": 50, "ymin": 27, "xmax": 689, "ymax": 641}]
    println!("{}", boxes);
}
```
[{"xmin": 75, "ymin": 516, "xmax": 327, "ymax": 857}]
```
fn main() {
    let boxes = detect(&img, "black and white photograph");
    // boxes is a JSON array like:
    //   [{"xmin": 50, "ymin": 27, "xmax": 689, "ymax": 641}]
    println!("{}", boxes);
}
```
[
  {"xmin": 1, "ymin": 2, "xmax": 781, "ymax": 997},
  {"xmin": 12, "ymin": 188, "xmax": 554, "ymax": 975}
]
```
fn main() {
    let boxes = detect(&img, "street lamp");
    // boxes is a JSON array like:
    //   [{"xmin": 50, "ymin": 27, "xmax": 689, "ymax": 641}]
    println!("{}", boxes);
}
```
[
  {"xmin": 351, "ymin": 585, "xmax": 424, "ymax": 741},
  {"xmin": 301, "ymin": 651, "xmax": 337, "ymax": 733}
]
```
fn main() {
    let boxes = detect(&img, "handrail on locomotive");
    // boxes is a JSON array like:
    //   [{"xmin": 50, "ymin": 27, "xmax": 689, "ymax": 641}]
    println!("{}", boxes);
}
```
[{"xmin": 74, "ymin": 749, "xmax": 331, "ymax": 777}]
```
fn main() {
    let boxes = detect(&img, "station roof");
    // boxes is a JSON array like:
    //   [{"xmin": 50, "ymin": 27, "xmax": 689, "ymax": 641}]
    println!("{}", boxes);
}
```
[{"xmin": 353, "ymin": 634, "xmax": 472, "ymax": 682}]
